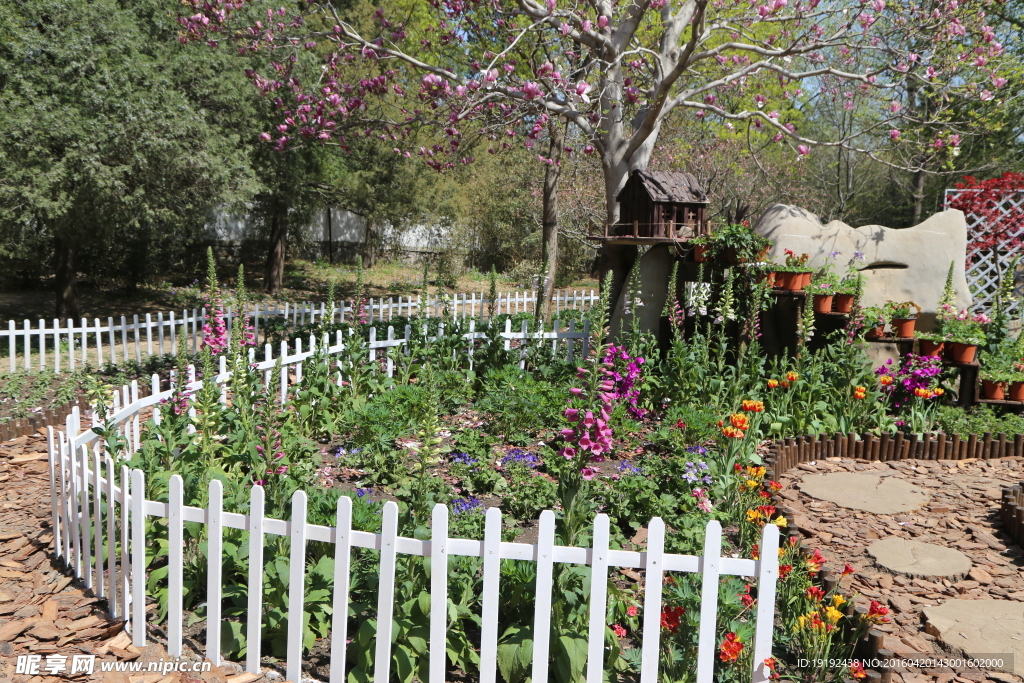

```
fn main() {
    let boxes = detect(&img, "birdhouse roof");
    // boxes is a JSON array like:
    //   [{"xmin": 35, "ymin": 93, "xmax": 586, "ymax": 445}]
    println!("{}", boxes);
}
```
[{"xmin": 617, "ymin": 170, "xmax": 708, "ymax": 204}]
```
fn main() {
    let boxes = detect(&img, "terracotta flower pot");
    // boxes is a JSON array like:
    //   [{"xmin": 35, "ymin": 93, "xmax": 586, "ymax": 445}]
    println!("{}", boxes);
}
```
[
  {"xmin": 800, "ymin": 271, "xmax": 812, "ymax": 288},
  {"xmin": 833, "ymin": 294, "xmax": 855, "ymax": 313},
  {"xmin": 865, "ymin": 325, "xmax": 885, "ymax": 340},
  {"xmin": 891, "ymin": 317, "xmax": 916, "ymax": 338},
  {"xmin": 693, "ymin": 244, "xmax": 708, "ymax": 262},
  {"xmin": 1009, "ymin": 381, "xmax": 1024, "ymax": 401},
  {"xmin": 919, "ymin": 339, "xmax": 945, "ymax": 357},
  {"xmin": 982, "ymin": 379, "xmax": 1006, "ymax": 400},
  {"xmin": 760, "ymin": 271, "xmax": 777, "ymax": 288},
  {"xmin": 778, "ymin": 272, "xmax": 805, "ymax": 291},
  {"xmin": 948, "ymin": 342, "xmax": 978, "ymax": 363},
  {"xmin": 813, "ymin": 294, "xmax": 834, "ymax": 314}
]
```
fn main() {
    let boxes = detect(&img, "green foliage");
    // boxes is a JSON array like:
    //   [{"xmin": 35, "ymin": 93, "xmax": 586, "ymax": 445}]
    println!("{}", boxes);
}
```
[
  {"xmin": 934, "ymin": 403, "xmax": 1024, "ymax": 438},
  {"xmin": 0, "ymin": 0, "xmax": 257, "ymax": 297}
]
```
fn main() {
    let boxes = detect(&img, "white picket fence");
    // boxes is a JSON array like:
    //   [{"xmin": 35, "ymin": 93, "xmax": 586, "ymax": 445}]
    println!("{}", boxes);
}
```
[
  {"xmin": 0, "ymin": 288, "xmax": 598, "ymax": 374},
  {"xmin": 45, "ymin": 319, "xmax": 780, "ymax": 683}
]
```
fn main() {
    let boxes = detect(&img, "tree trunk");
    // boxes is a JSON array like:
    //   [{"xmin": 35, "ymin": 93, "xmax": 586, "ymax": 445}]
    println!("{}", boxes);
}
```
[
  {"xmin": 264, "ymin": 210, "xmax": 287, "ymax": 294},
  {"xmin": 911, "ymin": 165, "xmax": 926, "ymax": 224},
  {"xmin": 537, "ymin": 122, "xmax": 566, "ymax": 321},
  {"xmin": 54, "ymin": 234, "xmax": 79, "ymax": 320},
  {"xmin": 594, "ymin": 123, "xmax": 660, "ymax": 328},
  {"xmin": 363, "ymin": 219, "xmax": 377, "ymax": 269}
]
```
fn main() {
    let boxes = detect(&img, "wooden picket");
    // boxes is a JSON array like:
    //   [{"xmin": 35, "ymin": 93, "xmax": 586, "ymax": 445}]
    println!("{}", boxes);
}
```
[
  {"xmin": 49, "ymin": 458, "xmax": 780, "ymax": 683},
  {"xmin": 1, "ymin": 289, "xmax": 597, "ymax": 373}
]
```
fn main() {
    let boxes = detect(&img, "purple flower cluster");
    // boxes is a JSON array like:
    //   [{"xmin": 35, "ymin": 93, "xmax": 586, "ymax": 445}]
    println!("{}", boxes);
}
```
[
  {"xmin": 452, "ymin": 497, "xmax": 483, "ymax": 514},
  {"xmin": 452, "ymin": 452, "xmax": 479, "ymax": 465},
  {"xmin": 683, "ymin": 461, "xmax": 712, "ymax": 485},
  {"xmin": 201, "ymin": 293, "xmax": 229, "ymax": 355},
  {"xmin": 355, "ymin": 487, "xmax": 372, "ymax": 498},
  {"xmin": 617, "ymin": 460, "xmax": 642, "ymax": 476},
  {"xmin": 875, "ymin": 354, "xmax": 942, "ymax": 409},
  {"xmin": 500, "ymin": 449, "xmax": 539, "ymax": 468},
  {"xmin": 602, "ymin": 344, "xmax": 647, "ymax": 419}
]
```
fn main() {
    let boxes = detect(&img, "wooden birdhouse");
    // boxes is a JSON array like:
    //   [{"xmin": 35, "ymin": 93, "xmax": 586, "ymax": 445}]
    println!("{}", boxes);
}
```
[{"xmin": 608, "ymin": 170, "xmax": 709, "ymax": 242}]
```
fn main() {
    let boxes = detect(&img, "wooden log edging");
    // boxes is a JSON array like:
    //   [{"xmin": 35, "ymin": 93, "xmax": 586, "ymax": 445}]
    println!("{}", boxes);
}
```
[
  {"xmin": 0, "ymin": 396, "xmax": 91, "ymax": 442},
  {"xmin": 0, "ymin": 383, "xmax": 152, "ymax": 443},
  {"xmin": 1001, "ymin": 483, "xmax": 1024, "ymax": 548},
  {"xmin": 765, "ymin": 430, "xmax": 1024, "ymax": 479}
]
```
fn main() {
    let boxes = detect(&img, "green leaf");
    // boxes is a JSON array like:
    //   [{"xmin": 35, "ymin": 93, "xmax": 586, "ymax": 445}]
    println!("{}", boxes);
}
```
[
  {"xmin": 393, "ymin": 644, "xmax": 415, "ymax": 683},
  {"xmin": 221, "ymin": 620, "xmax": 247, "ymax": 659},
  {"xmin": 554, "ymin": 634, "xmax": 588, "ymax": 683},
  {"xmin": 497, "ymin": 625, "xmax": 533, "ymax": 683}
]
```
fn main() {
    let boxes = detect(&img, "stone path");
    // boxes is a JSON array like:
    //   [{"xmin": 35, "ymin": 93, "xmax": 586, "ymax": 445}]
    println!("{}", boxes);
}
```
[
  {"xmin": 866, "ymin": 537, "xmax": 973, "ymax": 579},
  {"xmin": 780, "ymin": 455, "xmax": 1024, "ymax": 683},
  {"xmin": 0, "ymin": 432, "xmax": 269, "ymax": 683}
]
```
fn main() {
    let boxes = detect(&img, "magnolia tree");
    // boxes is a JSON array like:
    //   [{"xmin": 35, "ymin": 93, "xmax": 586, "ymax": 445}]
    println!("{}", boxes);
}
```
[{"xmin": 180, "ymin": 0, "xmax": 1010, "ymax": 302}]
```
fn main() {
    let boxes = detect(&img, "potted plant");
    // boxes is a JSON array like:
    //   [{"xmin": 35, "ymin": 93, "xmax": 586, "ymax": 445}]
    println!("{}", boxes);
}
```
[
  {"xmin": 833, "ymin": 252, "xmax": 866, "ymax": 313},
  {"xmin": 861, "ymin": 306, "xmax": 887, "ymax": 339},
  {"xmin": 885, "ymin": 301, "xmax": 921, "ymax": 338},
  {"xmin": 1010, "ymin": 362, "xmax": 1024, "ymax": 401},
  {"xmin": 938, "ymin": 305, "xmax": 988, "ymax": 363},
  {"xmin": 979, "ymin": 355, "xmax": 1013, "ymax": 399},
  {"xmin": 809, "ymin": 271, "xmax": 839, "ymax": 313},
  {"xmin": 833, "ymin": 274, "xmax": 864, "ymax": 313},
  {"xmin": 714, "ymin": 223, "xmax": 772, "ymax": 264},
  {"xmin": 916, "ymin": 332, "xmax": 945, "ymax": 358},
  {"xmin": 691, "ymin": 234, "xmax": 712, "ymax": 262},
  {"xmin": 979, "ymin": 342, "xmax": 1024, "ymax": 401},
  {"xmin": 774, "ymin": 250, "xmax": 812, "ymax": 291}
]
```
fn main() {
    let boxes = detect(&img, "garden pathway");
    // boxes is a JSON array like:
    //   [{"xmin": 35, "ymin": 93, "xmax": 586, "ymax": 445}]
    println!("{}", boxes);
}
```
[
  {"xmin": 0, "ymin": 433, "xmax": 270, "ymax": 683},
  {"xmin": 779, "ymin": 455, "xmax": 1024, "ymax": 683}
]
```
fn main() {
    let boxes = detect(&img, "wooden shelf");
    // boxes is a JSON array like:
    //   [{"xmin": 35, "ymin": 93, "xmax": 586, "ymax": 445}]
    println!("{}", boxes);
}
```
[
  {"xmin": 978, "ymin": 398, "xmax": 1024, "ymax": 407},
  {"xmin": 943, "ymin": 359, "xmax": 980, "ymax": 368},
  {"xmin": 587, "ymin": 236, "xmax": 696, "ymax": 245},
  {"xmin": 864, "ymin": 336, "xmax": 916, "ymax": 344}
]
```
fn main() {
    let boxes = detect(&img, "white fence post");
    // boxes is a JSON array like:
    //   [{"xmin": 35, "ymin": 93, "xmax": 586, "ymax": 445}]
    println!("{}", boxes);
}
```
[
  {"xmin": 246, "ymin": 485, "xmax": 266, "ymax": 674},
  {"xmin": 375, "ymin": 502, "xmax": 400, "ymax": 683},
  {"xmin": 286, "ymin": 490, "xmax": 308, "ymax": 683}
]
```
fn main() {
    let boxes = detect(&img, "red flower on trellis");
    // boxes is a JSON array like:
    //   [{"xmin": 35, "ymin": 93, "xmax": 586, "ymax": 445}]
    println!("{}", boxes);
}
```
[{"xmin": 947, "ymin": 172, "xmax": 1024, "ymax": 253}]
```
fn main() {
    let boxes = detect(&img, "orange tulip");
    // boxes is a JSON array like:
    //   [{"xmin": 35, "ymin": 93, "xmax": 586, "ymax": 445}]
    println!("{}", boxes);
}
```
[
  {"xmin": 742, "ymin": 399, "xmax": 765, "ymax": 413},
  {"xmin": 786, "ymin": 371, "xmax": 799, "ymax": 382},
  {"xmin": 767, "ymin": 379, "xmax": 779, "ymax": 389},
  {"xmin": 730, "ymin": 413, "xmax": 750, "ymax": 430},
  {"xmin": 879, "ymin": 375, "xmax": 893, "ymax": 386},
  {"xmin": 722, "ymin": 426, "xmax": 745, "ymax": 439}
]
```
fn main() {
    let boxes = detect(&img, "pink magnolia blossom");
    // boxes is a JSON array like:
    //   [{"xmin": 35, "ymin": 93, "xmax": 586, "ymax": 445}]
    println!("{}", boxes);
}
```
[{"xmin": 521, "ymin": 81, "xmax": 543, "ymax": 99}]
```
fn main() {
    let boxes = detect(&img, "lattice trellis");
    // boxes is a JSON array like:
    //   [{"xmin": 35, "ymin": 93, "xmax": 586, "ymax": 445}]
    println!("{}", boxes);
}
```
[{"xmin": 945, "ymin": 188, "xmax": 1024, "ymax": 315}]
